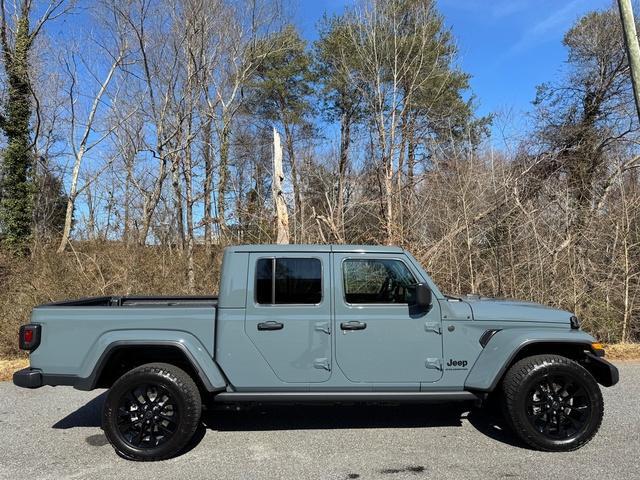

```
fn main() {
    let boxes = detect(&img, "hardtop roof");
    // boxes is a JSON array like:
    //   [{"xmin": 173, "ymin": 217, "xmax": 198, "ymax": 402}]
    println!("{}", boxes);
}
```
[{"xmin": 226, "ymin": 244, "xmax": 405, "ymax": 254}]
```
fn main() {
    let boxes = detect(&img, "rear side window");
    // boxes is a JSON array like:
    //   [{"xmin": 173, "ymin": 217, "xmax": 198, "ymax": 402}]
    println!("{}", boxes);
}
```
[
  {"xmin": 343, "ymin": 258, "xmax": 416, "ymax": 304},
  {"xmin": 255, "ymin": 258, "xmax": 322, "ymax": 304}
]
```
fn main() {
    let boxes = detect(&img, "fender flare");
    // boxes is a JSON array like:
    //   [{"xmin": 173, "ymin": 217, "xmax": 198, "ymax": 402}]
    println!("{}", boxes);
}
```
[
  {"xmin": 464, "ymin": 328, "xmax": 596, "ymax": 392},
  {"xmin": 75, "ymin": 330, "xmax": 228, "ymax": 392}
]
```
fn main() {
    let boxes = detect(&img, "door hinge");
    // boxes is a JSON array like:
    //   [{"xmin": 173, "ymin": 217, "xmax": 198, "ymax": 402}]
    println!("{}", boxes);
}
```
[
  {"xmin": 425, "ymin": 358, "xmax": 442, "ymax": 371},
  {"xmin": 314, "ymin": 322, "xmax": 331, "ymax": 334},
  {"xmin": 424, "ymin": 322, "xmax": 442, "ymax": 335},
  {"xmin": 314, "ymin": 358, "xmax": 331, "ymax": 371}
]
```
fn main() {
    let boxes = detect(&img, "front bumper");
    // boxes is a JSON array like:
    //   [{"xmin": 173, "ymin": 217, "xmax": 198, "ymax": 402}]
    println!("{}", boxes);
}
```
[
  {"xmin": 13, "ymin": 367, "xmax": 43, "ymax": 389},
  {"xmin": 585, "ymin": 353, "xmax": 619, "ymax": 387}
]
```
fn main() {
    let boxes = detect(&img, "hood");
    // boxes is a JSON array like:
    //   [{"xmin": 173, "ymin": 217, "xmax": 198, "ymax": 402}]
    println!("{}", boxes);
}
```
[{"xmin": 459, "ymin": 295, "xmax": 574, "ymax": 324}]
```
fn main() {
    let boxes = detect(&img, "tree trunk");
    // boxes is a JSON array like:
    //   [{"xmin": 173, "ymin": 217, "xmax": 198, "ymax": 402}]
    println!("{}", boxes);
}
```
[
  {"xmin": 337, "ymin": 110, "xmax": 352, "ymax": 240},
  {"xmin": 103, "ymin": 188, "xmax": 114, "ymax": 241},
  {"xmin": 85, "ymin": 181, "xmax": 96, "ymax": 239},
  {"xmin": 57, "ymin": 152, "xmax": 82, "ymax": 252},
  {"xmin": 618, "ymin": 0, "xmax": 640, "ymax": 123},
  {"xmin": 139, "ymin": 155, "xmax": 167, "ymax": 245},
  {"xmin": 407, "ymin": 113, "xmax": 416, "ymax": 193},
  {"xmin": 56, "ymin": 49, "xmax": 121, "ymax": 253},
  {"xmin": 397, "ymin": 107, "xmax": 409, "ymax": 194},
  {"xmin": 123, "ymin": 149, "xmax": 133, "ymax": 245},
  {"xmin": 217, "ymin": 117, "xmax": 230, "ymax": 238},
  {"xmin": 383, "ymin": 154, "xmax": 394, "ymax": 245},
  {"xmin": 272, "ymin": 128, "xmax": 289, "ymax": 244},
  {"xmin": 0, "ymin": 3, "xmax": 36, "ymax": 254},
  {"xmin": 170, "ymin": 151, "xmax": 185, "ymax": 251},
  {"xmin": 395, "ymin": 106, "xmax": 410, "ymax": 242},
  {"xmin": 622, "ymin": 233, "xmax": 631, "ymax": 342},
  {"xmin": 283, "ymin": 122, "xmax": 302, "ymax": 240},
  {"xmin": 202, "ymin": 117, "xmax": 213, "ymax": 253},
  {"xmin": 184, "ymin": 140, "xmax": 195, "ymax": 293}
]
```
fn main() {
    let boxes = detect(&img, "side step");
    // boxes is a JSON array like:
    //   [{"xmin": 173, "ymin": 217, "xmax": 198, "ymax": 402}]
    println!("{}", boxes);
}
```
[{"xmin": 214, "ymin": 391, "xmax": 478, "ymax": 403}]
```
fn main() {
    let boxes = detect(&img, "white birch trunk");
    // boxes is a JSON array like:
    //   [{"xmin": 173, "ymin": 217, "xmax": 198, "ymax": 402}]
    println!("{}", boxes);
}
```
[
  {"xmin": 272, "ymin": 128, "xmax": 290, "ymax": 244},
  {"xmin": 57, "ymin": 52, "xmax": 121, "ymax": 253}
]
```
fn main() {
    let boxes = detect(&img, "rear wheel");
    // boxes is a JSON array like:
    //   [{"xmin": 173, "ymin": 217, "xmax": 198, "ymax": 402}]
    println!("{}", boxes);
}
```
[
  {"xmin": 102, "ymin": 362, "xmax": 202, "ymax": 461},
  {"xmin": 502, "ymin": 354, "xmax": 603, "ymax": 451}
]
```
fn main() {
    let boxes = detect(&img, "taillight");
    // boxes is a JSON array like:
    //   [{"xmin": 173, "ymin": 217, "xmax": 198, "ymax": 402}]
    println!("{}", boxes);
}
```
[
  {"xmin": 24, "ymin": 329, "xmax": 33, "ymax": 343},
  {"xmin": 19, "ymin": 324, "xmax": 41, "ymax": 351}
]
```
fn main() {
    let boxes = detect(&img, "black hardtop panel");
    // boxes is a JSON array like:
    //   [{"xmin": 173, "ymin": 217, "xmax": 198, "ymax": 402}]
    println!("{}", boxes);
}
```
[
  {"xmin": 227, "ymin": 244, "xmax": 404, "ymax": 254},
  {"xmin": 38, "ymin": 296, "xmax": 218, "ymax": 308}
]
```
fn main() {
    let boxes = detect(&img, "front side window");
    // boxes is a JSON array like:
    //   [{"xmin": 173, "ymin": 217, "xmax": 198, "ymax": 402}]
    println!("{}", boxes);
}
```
[
  {"xmin": 343, "ymin": 258, "xmax": 417, "ymax": 304},
  {"xmin": 256, "ymin": 258, "xmax": 322, "ymax": 304}
]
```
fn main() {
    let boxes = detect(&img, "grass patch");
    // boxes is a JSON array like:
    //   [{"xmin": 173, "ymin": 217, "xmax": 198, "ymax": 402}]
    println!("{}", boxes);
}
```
[
  {"xmin": 604, "ymin": 343, "xmax": 640, "ymax": 361},
  {"xmin": 0, "ymin": 243, "xmax": 222, "ymax": 357},
  {"xmin": 0, "ymin": 357, "xmax": 28, "ymax": 382}
]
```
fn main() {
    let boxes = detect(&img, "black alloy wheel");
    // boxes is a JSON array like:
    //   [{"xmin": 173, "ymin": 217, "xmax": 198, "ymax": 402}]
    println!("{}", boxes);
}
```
[
  {"xmin": 103, "ymin": 363, "xmax": 202, "ymax": 461},
  {"xmin": 116, "ymin": 383, "xmax": 180, "ymax": 448},
  {"xmin": 502, "ymin": 354, "xmax": 604, "ymax": 451},
  {"xmin": 524, "ymin": 373, "xmax": 591, "ymax": 440}
]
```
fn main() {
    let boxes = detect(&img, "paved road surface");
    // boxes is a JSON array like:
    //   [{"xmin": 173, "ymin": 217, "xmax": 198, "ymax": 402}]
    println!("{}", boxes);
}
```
[{"xmin": 0, "ymin": 362, "xmax": 638, "ymax": 480}]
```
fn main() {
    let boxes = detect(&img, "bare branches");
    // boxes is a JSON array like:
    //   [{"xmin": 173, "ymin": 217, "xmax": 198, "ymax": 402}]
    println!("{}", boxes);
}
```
[
  {"xmin": 28, "ymin": 0, "xmax": 70, "ymax": 46},
  {"xmin": 0, "ymin": 0, "xmax": 636, "ymax": 343},
  {"xmin": 56, "ymin": 4, "xmax": 126, "ymax": 253}
]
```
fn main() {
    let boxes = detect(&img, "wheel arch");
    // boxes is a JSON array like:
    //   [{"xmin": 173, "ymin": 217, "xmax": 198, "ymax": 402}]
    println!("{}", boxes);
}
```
[
  {"xmin": 76, "ymin": 338, "xmax": 228, "ymax": 392},
  {"xmin": 464, "ymin": 329, "xmax": 597, "ymax": 392}
]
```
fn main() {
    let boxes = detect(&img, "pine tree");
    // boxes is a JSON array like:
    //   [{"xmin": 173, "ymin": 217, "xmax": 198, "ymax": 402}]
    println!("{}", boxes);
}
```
[
  {"xmin": 314, "ymin": 15, "xmax": 363, "ymax": 240},
  {"xmin": 246, "ymin": 25, "xmax": 316, "ymax": 237}
]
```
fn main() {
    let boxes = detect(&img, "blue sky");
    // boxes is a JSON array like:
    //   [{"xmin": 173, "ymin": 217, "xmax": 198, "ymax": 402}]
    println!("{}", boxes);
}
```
[{"xmin": 295, "ymin": 0, "xmax": 612, "ymax": 133}]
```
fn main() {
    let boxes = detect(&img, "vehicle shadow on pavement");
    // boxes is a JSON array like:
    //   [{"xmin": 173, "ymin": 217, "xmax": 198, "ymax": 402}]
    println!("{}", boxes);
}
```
[
  {"xmin": 204, "ymin": 403, "xmax": 467, "ymax": 431},
  {"xmin": 52, "ymin": 396, "xmax": 527, "ymax": 454},
  {"xmin": 52, "ymin": 392, "xmax": 106, "ymax": 429},
  {"xmin": 466, "ymin": 408, "xmax": 526, "ymax": 448},
  {"xmin": 203, "ymin": 402, "xmax": 527, "ymax": 449}
]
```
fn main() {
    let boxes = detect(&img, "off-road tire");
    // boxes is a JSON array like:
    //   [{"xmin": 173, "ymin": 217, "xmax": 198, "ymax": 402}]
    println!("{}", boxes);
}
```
[
  {"xmin": 502, "ymin": 354, "xmax": 603, "ymax": 451},
  {"xmin": 102, "ymin": 362, "xmax": 202, "ymax": 461}
]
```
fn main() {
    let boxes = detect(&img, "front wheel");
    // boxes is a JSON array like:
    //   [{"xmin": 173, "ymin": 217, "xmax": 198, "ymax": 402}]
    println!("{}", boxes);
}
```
[
  {"xmin": 102, "ymin": 363, "xmax": 202, "ymax": 461},
  {"xmin": 502, "ymin": 354, "xmax": 604, "ymax": 451}
]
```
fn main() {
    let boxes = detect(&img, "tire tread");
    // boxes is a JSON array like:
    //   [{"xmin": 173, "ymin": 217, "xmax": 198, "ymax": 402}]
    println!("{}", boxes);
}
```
[
  {"xmin": 502, "ymin": 354, "xmax": 603, "ymax": 451},
  {"xmin": 102, "ymin": 362, "xmax": 202, "ymax": 461}
]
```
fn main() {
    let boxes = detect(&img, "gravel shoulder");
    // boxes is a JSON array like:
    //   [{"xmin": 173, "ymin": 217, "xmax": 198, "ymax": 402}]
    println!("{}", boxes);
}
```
[{"xmin": 0, "ymin": 362, "xmax": 638, "ymax": 480}]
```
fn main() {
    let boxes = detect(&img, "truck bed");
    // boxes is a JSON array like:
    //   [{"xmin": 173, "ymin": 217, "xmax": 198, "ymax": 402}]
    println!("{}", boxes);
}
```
[
  {"xmin": 40, "ymin": 296, "xmax": 218, "ymax": 308},
  {"xmin": 28, "ymin": 295, "xmax": 218, "ymax": 380}
]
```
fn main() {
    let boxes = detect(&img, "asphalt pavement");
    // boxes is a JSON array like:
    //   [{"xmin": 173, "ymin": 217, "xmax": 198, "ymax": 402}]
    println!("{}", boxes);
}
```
[{"xmin": 0, "ymin": 362, "xmax": 638, "ymax": 480}]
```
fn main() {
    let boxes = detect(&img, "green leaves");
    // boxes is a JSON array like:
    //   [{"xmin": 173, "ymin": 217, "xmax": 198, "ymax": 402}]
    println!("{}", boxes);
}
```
[
  {"xmin": 246, "ymin": 25, "xmax": 315, "ymax": 127},
  {"xmin": 314, "ymin": 15, "xmax": 362, "ymax": 123},
  {"xmin": 0, "ymin": 14, "xmax": 35, "ymax": 255}
]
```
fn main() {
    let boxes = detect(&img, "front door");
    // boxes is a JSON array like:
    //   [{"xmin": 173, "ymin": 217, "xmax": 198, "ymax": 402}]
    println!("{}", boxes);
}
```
[
  {"xmin": 334, "ymin": 254, "xmax": 443, "ymax": 384},
  {"xmin": 245, "ymin": 252, "xmax": 332, "ymax": 383}
]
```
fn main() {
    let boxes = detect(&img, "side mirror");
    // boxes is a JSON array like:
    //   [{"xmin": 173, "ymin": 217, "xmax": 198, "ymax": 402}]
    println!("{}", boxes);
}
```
[{"xmin": 410, "ymin": 283, "xmax": 432, "ymax": 311}]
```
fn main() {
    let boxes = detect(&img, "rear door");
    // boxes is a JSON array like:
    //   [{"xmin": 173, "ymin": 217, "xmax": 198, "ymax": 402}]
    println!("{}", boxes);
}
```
[
  {"xmin": 245, "ymin": 252, "xmax": 332, "ymax": 383},
  {"xmin": 333, "ymin": 253, "xmax": 443, "ymax": 383}
]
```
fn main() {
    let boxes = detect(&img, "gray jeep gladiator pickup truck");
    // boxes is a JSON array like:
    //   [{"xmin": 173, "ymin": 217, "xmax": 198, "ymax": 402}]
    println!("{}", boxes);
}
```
[{"xmin": 14, "ymin": 244, "xmax": 618, "ymax": 460}]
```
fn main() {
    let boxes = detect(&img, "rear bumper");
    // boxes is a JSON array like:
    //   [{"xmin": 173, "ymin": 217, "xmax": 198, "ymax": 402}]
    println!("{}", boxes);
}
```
[
  {"xmin": 585, "ymin": 353, "xmax": 619, "ymax": 387},
  {"xmin": 13, "ymin": 367, "xmax": 43, "ymax": 389},
  {"xmin": 13, "ymin": 367, "xmax": 80, "ymax": 389}
]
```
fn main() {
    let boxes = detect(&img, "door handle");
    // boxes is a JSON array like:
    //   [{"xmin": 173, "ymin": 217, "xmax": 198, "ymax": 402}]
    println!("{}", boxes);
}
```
[
  {"xmin": 340, "ymin": 321, "xmax": 367, "ymax": 331},
  {"xmin": 257, "ymin": 321, "xmax": 284, "ymax": 331}
]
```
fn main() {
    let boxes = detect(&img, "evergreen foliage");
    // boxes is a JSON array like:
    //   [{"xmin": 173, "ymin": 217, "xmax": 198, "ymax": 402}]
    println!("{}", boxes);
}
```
[{"xmin": 0, "ymin": 16, "xmax": 35, "ymax": 254}]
